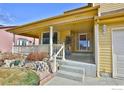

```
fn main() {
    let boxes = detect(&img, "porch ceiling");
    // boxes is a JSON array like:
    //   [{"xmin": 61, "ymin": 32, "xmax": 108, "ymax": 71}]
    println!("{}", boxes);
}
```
[
  {"xmin": 6, "ymin": 17, "xmax": 94, "ymax": 38},
  {"xmin": 54, "ymin": 20, "xmax": 94, "ymax": 32}
]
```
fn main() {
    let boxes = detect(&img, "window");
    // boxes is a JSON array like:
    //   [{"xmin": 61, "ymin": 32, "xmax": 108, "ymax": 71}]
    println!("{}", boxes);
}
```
[
  {"xmin": 22, "ymin": 40, "xmax": 27, "ymax": 46},
  {"xmin": 43, "ymin": 32, "xmax": 58, "ymax": 44},
  {"xmin": 79, "ymin": 33, "xmax": 90, "ymax": 51},
  {"xmin": 16, "ymin": 38, "xmax": 29, "ymax": 46},
  {"xmin": 43, "ymin": 33, "xmax": 49, "ymax": 44}
]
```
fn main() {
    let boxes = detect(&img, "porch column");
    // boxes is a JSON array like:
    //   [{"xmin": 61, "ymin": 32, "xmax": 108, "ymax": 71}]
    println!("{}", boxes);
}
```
[
  {"xmin": 49, "ymin": 26, "xmax": 53, "ymax": 59},
  {"xmin": 39, "ymin": 32, "xmax": 42, "ymax": 45},
  {"xmin": 62, "ymin": 42, "xmax": 65, "ymax": 60},
  {"xmin": 94, "ymin": 23, "xmax": 100, "ymax": 78}
]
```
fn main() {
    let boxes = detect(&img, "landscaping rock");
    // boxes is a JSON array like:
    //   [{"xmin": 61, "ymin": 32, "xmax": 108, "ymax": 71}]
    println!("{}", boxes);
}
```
[
  {"xmin": 47, "ymin": 60, "xmax": 54, "ymax": 73},
  {"xmin": 0, "ymin": 52, "xmax": 26, "ymax": 68},
  {"xmin": 35, "ymin": 61, "xmax": 49, "ymax": 72},
  {"xmin": 0, "ymin": 60, "xmax": 5, "ymax": 67},
  {"xmin": 24, "ymin": 62, "xmax": 36, "ymax": 70},
  {"xmin": 4, "ymin": 59, "xmax": 15, "ymax": 67}
]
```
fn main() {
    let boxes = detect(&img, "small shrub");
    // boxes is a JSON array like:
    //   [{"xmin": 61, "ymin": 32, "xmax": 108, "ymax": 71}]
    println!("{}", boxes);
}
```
[
  {"xmin": 26, "ymin": 52, "xmax": 49, "ymax": 61},
  {"xmin": 21, "ymin": 71, "xmax": 40, "ymax": 85}
]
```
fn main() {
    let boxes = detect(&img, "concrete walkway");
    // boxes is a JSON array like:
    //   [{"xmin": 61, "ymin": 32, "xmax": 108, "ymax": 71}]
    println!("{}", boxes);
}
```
[{"xmin": 45, "ymin": 76, "xmax": 124, "ymax": 85}]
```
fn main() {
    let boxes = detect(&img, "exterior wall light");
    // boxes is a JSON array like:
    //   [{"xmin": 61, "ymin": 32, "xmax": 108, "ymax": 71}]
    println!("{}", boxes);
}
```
[{"xmin": 102, "ymin": 24, "xmax": 107, "ymax": 34}]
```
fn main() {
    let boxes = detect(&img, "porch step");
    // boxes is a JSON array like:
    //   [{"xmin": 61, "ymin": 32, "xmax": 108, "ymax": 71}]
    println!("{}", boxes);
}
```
[
  {"xmin": 57, "ymin": 59, "xmax": 96, "ymax": 77},
  {"xmin": 56, "ymin": 70, "xmax": 83, "ymax": 81},
  {"xmin": 63, "ymin": 61, "xmax": 88, "ymax": 68},
  {"xmin": 60, "ymin": 65, "xmax": 84, "ymax": 74},
  {"xmin": 57, "ymin": 60, "xmax": 85, "ymax": 68}
]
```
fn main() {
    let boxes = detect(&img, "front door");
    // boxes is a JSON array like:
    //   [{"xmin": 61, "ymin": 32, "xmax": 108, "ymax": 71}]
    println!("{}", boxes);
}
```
[{"xmin": 79, "ymin": 33, "xmax": 88, "ymax": 51}]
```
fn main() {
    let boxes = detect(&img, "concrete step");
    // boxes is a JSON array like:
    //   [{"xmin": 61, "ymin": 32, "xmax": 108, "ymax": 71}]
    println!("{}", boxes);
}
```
[
  {"xmin": 57, "ymin": 59, "xmax": 92, "ymax": 67},
  {"xmin": 57, "ymin": 60, "xmax": 96, "ymax": 77},
  {"xmin": 60, "ymin": 65, "xmax": 84, "ymax": 74},
  {"xmin": 56, "ymin": 70, "xmax": 83, "ymax": 81}
]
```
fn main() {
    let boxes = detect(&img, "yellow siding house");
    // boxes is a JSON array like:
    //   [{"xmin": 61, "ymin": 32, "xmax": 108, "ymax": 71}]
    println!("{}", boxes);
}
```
[{"xmin": 7, "ymin": 3, "xmax": 124, "ymax": 78}]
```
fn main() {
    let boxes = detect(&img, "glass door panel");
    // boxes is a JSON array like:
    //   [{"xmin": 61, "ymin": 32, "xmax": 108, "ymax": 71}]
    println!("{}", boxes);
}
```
[{"xmin": 79, "ymin": 34, "xmax": 88, "ymax": 51}]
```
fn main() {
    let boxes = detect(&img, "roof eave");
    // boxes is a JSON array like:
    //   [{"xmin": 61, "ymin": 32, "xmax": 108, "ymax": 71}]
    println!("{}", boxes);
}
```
[{"xmin": 7, "ymin": 5, "xmax": 99, "ymax": 32}]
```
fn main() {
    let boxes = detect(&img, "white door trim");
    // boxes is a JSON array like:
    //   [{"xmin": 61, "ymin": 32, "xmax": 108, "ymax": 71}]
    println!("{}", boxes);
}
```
[
  {"xmin": 111, "ymin": 27, "xmax": 124, "ymax": 78},
  {"xmin": 112, "ymin": 29, "xmax": 117, "ymax": 78}
]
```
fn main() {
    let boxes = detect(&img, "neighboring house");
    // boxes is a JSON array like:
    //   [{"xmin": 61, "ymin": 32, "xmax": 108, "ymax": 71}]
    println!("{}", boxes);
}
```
[
  {"xmin": 16, "ymin": 38, "xmax": 33, "ymax": 46},
  {"xmin": 0, "ymin": 26, "xmax": 38, "ymax": 52},
  {"xmin": 7, "ymin": 3, "xmax": 124, "ymax": 79}
]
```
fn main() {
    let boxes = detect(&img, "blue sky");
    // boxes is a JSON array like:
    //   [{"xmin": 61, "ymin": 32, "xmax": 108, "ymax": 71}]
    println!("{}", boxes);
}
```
[{"xmin": 0, "ymin": 3, "xmax": 87, "ymax": 26}]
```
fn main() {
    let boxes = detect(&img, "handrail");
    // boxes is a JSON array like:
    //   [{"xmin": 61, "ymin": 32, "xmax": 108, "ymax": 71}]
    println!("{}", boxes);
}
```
[
  {"xmin": 54, "ymin": 46, "xmax": 64, "ymax": 57},
  {"xmin": 52, "ymin": 42, "xmax": 65, "ymax": 72}
]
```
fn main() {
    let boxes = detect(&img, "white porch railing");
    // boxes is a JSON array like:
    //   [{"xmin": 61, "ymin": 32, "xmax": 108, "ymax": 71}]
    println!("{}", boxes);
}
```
[
  {"xmin": 53, "ymin": 43, "xmax": 65, "ymax": 72},
  {"xmin": 12, "ymin": 44, "xmax": 65, "ymax": 58},
  {"xmin": 53, "ymin": 44, "xmax": 64, "ymax": 58},
  {"xmin": 12, "ymin": 44, "xmax": 49, "ymax": 55},
  {"xmin": 12, "ymin": 43, "xmax": 65, "ymax": 72}
]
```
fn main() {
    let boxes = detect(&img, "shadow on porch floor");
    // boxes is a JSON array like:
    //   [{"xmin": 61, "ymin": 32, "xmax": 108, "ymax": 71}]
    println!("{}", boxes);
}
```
[{"xmin": 66, "ymin": 52, "xmax": 95, "ymax": 64}]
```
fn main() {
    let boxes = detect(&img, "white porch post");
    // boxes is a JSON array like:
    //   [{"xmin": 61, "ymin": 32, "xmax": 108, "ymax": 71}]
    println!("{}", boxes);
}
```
[
  {"xmin": 62, "ymin": 42, "xmax": 65, "ymax": 60},
  {"xmin": 50, "ymin": 26, "xmax": 53, "ymax": 59},
  {"xmin": 50, "ymin": 26, "xmax": 56, "ymax": 72},
  {"xmin": 94, "ymin": 23, "xmax": 100, "ymax": 78}
]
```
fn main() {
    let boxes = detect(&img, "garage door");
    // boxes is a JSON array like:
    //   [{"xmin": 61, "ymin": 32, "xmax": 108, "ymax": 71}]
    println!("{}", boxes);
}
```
[{"xmin": 113, "ymin": 29, "xmax": 124, "ymax": 78}]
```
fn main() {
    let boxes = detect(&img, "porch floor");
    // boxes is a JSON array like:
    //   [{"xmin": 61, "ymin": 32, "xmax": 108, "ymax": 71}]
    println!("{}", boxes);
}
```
[{"xmin": 66, "ymin": 52, "xmax": 95, "ymax": 64}]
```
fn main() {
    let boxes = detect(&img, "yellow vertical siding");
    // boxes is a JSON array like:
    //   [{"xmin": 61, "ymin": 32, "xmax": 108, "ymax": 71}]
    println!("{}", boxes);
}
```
[
  {"xmin": 59, "ymin": 30, "xmax": 71, "ymax": 43},
  {"xmin": 99, "ymin": 25, "xmax": 112, "ymax": 73},
  {"xmin": 94, "ymin": 3, "xmax": 124, "ymax": 14},
  {"xmin": 98, "ymin": 20, "xmax": 124, "ymax": 74},
  {"xmin": 71, "ymin": 31, "xmax": 76, "ymax": 51}
]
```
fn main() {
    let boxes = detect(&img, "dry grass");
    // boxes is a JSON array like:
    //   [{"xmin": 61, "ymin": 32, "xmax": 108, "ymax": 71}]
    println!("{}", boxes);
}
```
[{"xmin": 0, "ymin": 68, "xmax": 40, "ymax": 85}]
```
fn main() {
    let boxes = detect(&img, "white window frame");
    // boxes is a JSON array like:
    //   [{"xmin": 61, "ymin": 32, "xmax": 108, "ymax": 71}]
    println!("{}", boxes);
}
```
[{"xmin": 78, "ymin": 33, "xmax": 88, "ymax": 51}]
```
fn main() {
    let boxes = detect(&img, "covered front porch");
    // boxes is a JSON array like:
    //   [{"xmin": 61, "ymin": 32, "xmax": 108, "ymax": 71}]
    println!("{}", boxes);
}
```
[
  {"xmin": 7, "ymin": 6, "xmax": 99, "ymax": 76},
  {"xmin": 10, "ymin": 18, "xmax": 95, "ymax": 64}
]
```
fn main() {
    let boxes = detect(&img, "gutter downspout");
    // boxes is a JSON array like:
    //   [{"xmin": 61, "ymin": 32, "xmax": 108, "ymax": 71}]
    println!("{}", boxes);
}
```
[
  {"xmin": 94, "ymin": 22, "xmax": 100, "ymax": 78},
  {"xmin": 95, "ymin": 6, "xmax": 101, "ymax": 77}
]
